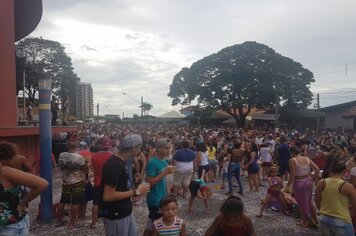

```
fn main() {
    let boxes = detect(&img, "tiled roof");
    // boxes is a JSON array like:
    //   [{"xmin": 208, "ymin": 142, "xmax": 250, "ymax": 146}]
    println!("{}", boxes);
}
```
[{"xmin": 342, "ymin": 106, "xmax": 356, "ymax": 118}]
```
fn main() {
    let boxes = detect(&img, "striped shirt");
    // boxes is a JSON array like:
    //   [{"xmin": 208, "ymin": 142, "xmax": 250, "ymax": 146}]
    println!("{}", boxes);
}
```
[{"xmin": 154, "ymin": 216, "xmax": 183, "ymax": 236}]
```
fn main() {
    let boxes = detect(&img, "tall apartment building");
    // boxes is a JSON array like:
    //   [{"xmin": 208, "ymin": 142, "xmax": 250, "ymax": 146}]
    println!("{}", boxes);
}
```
[{"xmin": 75, "ymin": 82, "xmax": 93, "ymax": 119}]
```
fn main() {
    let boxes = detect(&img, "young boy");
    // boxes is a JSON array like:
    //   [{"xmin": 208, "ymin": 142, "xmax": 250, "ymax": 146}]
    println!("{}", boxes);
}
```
[{"xmin": 152, "ymin": 196, "xmax": 186, "ymax": 236}]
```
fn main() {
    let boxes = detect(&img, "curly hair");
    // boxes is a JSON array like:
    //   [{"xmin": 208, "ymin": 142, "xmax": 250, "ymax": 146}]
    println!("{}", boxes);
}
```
[
  {"xmin": 0, "ymin": 141, "xmax": 18, "ymax": 161},
  {"xmin": 220, "ymin": 195, "xmax": 244, "ymax": 217}
]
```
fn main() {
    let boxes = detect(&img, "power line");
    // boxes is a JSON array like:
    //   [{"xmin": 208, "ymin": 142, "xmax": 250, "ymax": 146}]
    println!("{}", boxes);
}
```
[{"xmin": 312, "ymin": 63, "xmax": 356, "ymax": 75}]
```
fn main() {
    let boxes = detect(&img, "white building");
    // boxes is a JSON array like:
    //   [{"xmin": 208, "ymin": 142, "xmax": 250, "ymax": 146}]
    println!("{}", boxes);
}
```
[{"xmin": 76, "ymin": 82, "xmax": 93, "ymax": 119}]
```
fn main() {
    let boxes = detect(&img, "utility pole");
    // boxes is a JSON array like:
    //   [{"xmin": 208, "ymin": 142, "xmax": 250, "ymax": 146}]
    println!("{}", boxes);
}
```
[
  {"xmin": 274, "ymin": 89, "xmax": 279, "ymax": 129},
  {"xmin": 141, "ymin": 96, "xmax": 144, "ymax": 117},
  {"xmin": 317, "ymin": 94, "xmax": 320, "ymax": 130},
  {"xmin": 97, "ymin": 103, "xmax": 99, "ymax": 123},
  {"xmin": 123, "ymin": 92, "xmax": 142, "ymax": 117},
  {"xmin": 23, "ymin": 71, "xmax": 25, "ymax": 120}
]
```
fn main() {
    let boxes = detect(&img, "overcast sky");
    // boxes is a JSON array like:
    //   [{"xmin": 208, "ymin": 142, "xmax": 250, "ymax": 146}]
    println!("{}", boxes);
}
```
[{"xmin": 32, "ymin": 0, "xmax": 356, "ymax": 117}]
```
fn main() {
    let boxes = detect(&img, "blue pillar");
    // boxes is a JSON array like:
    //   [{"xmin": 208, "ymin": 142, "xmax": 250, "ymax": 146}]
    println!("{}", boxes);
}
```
[{"xmin": 39, "ymin": 79, "xmax": 53, "ymax": 223}]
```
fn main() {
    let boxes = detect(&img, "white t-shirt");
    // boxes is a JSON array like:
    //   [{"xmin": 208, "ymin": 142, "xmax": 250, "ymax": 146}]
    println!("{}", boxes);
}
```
[
  {"xmin": 269, "ymin": 139, "xmax": 276, "ymax": 153},
  {"xmin": 259, "ymin": 147, "xmax": 272, "ymax": 162},
  {"xmin": 199, "ymin": 151, "xmax": 209, "ymax": 166},
  {"xmin": 222, "ymin": 157, "xmax": 229, "ymax": 173},
  {"xmin": 174, "ymin": 160, "xmax": 194, "ymax": 172}
]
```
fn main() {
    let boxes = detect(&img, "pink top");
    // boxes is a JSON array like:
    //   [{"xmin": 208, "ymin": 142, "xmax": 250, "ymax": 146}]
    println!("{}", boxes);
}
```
[{"xmin": 294, "ymin": 157, "xmax": 310, "ymax": 176}]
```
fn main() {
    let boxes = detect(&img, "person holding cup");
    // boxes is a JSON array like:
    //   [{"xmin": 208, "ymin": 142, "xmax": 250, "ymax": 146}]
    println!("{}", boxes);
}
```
[
  {"xmin": 144, "ymin": 138, "xmax": 176, "ymax": 236},
  {"xmin": 100, "ymin": 134, "xmax": 150, "ymax": 236}
]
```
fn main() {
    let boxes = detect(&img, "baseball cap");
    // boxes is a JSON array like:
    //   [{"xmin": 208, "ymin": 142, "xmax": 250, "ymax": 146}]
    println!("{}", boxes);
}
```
[{"xmin": 119, "ymin": 134, "xmax": 142, "ymax": 149}]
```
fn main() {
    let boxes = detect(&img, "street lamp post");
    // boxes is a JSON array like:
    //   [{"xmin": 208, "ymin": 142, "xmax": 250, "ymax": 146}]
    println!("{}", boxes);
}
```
[
  {"xmin": 122, "ymin": 92, "xmax": 144, "ymax": 117},
  {"xmin": 97, "ymin": 103, "xmax": 99, "ymax": 123},
  {"xmin": 16, "ymin": 46, "xmax": 26, "ymax": 120},
  {"xmin": 273, "ymin": 84, "xmax": 279, "ymax": 129}
]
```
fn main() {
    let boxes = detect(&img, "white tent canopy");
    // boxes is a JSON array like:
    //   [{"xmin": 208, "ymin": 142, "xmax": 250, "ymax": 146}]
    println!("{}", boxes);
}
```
[{"xmin": 158, "ymin": 110, "xmax": 186, "ymax": 119}]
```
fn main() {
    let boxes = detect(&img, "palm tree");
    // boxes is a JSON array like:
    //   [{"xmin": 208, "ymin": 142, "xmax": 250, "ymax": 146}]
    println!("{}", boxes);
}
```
[{"xmin": 140, "ymin": 102, "xmax": 153, "ymax": 115}]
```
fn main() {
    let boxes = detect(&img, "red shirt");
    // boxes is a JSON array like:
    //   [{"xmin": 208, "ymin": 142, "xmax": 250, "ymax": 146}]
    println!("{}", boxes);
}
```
[
  {"xmin": 313, "ymin": 151, "xmax": 326, "ymax": 170},
  {"xmin": 91, "ymin": 151, "xmax": 112, "ymax": 186},
  {"xmin": 78, "ymin": 150, "xmax": 92, "ymax": 158}
]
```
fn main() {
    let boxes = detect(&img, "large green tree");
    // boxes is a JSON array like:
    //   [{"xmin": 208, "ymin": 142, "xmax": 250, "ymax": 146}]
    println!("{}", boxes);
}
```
[
  {"xmin": 16, "ymin": 37, "xmax": 79, "ymax": 104},
  {"xmin": 168, "ymin": 41, "xmax": 315, "ymax": 127}
]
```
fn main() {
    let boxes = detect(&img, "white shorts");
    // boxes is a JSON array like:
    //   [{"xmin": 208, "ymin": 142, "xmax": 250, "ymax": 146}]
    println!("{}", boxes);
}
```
[{"xmin": 173, "ymin": 170, "xmax": 193, "ymax": 188}]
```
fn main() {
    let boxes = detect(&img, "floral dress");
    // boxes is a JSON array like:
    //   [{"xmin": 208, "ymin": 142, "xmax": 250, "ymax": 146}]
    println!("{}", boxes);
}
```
[{"xmin": 0, "ymin": 183, "xmax": 23, "ymax": 226}]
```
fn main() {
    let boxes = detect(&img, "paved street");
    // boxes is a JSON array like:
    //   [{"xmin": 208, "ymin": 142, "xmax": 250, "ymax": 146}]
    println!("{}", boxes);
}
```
[{"xmin": 28, "ymin": 171, "xmax": 321, "ymax": 236}]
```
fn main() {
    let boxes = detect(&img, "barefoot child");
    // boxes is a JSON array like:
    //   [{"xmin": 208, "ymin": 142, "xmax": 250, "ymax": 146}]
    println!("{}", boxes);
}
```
[
  {"xmin": 152, "ymin": 196, "xmax": 186, "ymax": 236},
  {"xmin": 256, "ymin": 166, "xmax": 284, "ymax": 217},
  {"xmin": 280, "ymin": 190, "xmax": 298, "ymax": 216},
  {"xmin": 188, "ymin": 169, "xmax": 212, "ymax": 213}
]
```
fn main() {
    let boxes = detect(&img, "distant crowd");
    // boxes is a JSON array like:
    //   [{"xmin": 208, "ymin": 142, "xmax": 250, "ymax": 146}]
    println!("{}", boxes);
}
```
[{"xmin": 1, "ymin": 124, "xmax": 356, "ymax": 235}]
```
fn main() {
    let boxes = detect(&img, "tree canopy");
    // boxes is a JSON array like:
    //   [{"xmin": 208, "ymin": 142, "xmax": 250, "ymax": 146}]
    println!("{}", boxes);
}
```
[
  {"xmin": 16, "ymin": 37, "xmax": 79, "ymax": 104},
  {"xmin": 168, "ymin": 41, "xmax": 315, "ymax": 127}
]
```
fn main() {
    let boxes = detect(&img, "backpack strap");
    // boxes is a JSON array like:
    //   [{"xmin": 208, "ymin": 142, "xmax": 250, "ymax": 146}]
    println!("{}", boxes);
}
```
[{"xmin": 338, "ymin": 181, "xmax": 346, "ymax": 193}]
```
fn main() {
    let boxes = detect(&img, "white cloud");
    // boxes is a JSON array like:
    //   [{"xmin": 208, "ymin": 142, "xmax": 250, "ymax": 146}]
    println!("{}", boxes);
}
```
[{"xmin": 31, "ymin": 0, "xmax": 356, "ymax": 115}]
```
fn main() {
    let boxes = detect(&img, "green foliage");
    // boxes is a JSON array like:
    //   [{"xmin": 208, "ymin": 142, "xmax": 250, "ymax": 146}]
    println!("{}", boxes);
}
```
[
  {"xmin": 16, "ymin": 37, "xmax": 79, "ymax": 103},
  {"xmin": 140, "ymin": 102, "xmax": 153, "ymax": 115},
  {"xmin": 168, "ymin": 41, "xmax": 314, "ymax": 127}
]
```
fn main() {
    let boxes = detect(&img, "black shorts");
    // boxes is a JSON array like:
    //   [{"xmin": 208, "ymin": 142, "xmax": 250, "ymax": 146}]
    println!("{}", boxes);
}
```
[
  {"xmin": 262, "ymin": 162, "xmax": 272, "ymax": 168},
  {"xmin": 248, "ymin": 164, "xmax": 260, "ymax": 174},
  {"xmin": 279, "ymin": 162, "xmax": 290, "ymax": 176},
  {"xmin": 148, "ymin": 206, "xmax": 162, "ymax": 220},
  {"xmin": 198, "ymin": 164, "xmax": 210, "ymax": 178},
  {"xmin": 189, "ymin": 180, "xmax": 200, "ymax": 198},
  {"xmin": 93, "ymin": 186, "xmax": 101, "ymax": 205},
  {"xmin": 84, "ymin": 183, "xmax": 94, "ymax": 202},
  {"xmin": 60, "ymin": 181, "xmax": 85, "ymax": 205}
]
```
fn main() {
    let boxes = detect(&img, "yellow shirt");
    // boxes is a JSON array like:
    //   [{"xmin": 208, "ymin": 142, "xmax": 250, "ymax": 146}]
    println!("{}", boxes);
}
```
[
  {"xmin": 207, "ymin": 147, "xmax": 216, "ymax": 160},
  {"xmin": 320, "ymin": 178, "xmax": 351, "ymax": 223}
]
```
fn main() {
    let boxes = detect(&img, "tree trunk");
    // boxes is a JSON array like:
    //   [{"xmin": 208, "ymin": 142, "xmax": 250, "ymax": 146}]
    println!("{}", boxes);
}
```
[{"xmin": 26, "ymin": 88, "xmax": 37, "ymax": 104}]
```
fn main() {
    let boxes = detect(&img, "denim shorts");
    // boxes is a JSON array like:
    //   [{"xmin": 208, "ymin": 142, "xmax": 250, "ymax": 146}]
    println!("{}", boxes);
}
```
[
  {"xmin": 0, "ymin": 214, "xmax": 29, "ymax": 236},
  {"xmin": 208, "ymin": 159, "xmax": 218, "ymax": 169},
  {"xmin": 319, "ymin": 214, "xmax": 354, "ymax": 236}
]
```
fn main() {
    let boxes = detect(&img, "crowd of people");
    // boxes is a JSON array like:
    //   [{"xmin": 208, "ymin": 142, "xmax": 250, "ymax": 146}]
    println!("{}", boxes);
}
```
[{"xmin": 1, "ymin": 123, "xmax": 356, "ymax": 235}]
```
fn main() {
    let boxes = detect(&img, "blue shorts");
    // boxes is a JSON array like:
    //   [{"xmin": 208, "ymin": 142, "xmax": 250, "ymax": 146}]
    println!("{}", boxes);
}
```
[
  {"xmin": 319, "ymin": 214, "xmax": 354, "ymax": 236},
  {"xmin": 0, "ymin": 214, "xmax": 29, "ymax": 236},
  {"xmin": 208, "ymin": 159, "xmax": 218, "ymax": 169}
]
